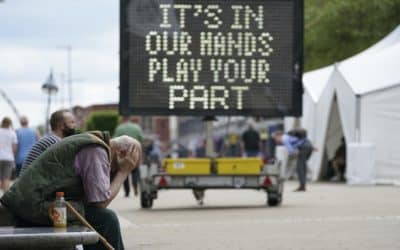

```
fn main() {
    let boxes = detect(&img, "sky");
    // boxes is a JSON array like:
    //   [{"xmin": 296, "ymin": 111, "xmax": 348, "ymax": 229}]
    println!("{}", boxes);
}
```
[{"xmin": 0, "ymin": 0, "xmax": 119, "ymax": 127}]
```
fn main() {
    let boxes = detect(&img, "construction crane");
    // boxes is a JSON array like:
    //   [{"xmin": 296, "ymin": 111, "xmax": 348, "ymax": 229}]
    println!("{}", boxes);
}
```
[{"xmin": 0, "ymin": 89, "xmax": 21, "ymax": 120}]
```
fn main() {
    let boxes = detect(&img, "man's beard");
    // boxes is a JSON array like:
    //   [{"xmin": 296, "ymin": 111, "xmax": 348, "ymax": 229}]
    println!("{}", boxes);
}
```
[{"xmin": 62, "ymin": 127, "xmax": 76, "ymax": 137}]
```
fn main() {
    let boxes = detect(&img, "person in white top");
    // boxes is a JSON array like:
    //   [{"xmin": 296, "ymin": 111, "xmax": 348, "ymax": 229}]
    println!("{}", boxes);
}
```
[{"xmin": 0, "ymin": 117, "xmax": 18, "ymax": 192}]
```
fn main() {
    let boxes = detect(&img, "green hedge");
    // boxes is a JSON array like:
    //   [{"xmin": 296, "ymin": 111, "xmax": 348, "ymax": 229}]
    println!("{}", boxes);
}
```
[{"xmin": 86, "ymin": 111, "xmax": 119, "ymax": 134}]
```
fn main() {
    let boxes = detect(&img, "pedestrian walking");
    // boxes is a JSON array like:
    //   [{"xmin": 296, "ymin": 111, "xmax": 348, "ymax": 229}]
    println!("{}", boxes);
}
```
[
  {"xmin": 15, "ymin": 116, "xmax": 39, "ymax": 176},
  {"xmin": 0, "ymin": 117, "xmax": 17, "ymax": 193}
]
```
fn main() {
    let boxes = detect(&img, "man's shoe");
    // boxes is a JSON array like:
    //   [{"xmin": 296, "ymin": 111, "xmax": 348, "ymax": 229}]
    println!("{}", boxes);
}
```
[{"xmin": 294, "ymin": 187, "xmax": 306, "ymax": 192}]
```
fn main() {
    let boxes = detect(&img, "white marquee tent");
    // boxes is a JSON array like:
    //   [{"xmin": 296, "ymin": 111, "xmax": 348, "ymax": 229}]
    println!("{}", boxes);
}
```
[
  {"xmin": 285, "ymin": 25, "xmax": 400, "ymax": 185},
  {"xmin": 336, "ymin": 41, "xmax": 400, "ymax": 185}
]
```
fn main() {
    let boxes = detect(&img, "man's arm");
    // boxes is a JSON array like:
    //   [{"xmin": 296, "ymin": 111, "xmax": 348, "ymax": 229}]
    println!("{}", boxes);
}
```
[
  {"xmin": 92, "ymin": 145, "xmax": 141, "ymax": 208},
  {"xmin": 12, "ymin": 143, "xmax": 17, "ymax": 155},
  {"xmin": 12, "ymin": 131, "xmax": 18, "ymax": 155},
  {"xmin": 93, "ymin": 170, "xmax": 130, "ymax": 208},
  {"xmin": 282, "ymin": 135, "xmax": 298, "ymax": 155},
  {"xmin": 35, "ymin": 130, "xmax": 41, "ymax": 140}
]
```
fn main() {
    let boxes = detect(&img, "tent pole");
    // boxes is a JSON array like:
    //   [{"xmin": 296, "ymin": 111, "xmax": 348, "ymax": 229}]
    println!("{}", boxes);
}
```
[{"xmin": 355, "ymin": 95, "xmax": 361, "ymax": 142}]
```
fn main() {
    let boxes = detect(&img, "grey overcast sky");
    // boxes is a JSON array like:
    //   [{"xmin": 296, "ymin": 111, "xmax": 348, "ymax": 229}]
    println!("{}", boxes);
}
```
[{"xmin": 0, "ymin": 0, "xmax": 119, "ymax": 126}]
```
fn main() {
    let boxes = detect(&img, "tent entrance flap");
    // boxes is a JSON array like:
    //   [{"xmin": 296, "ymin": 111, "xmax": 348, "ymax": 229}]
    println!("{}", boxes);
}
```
[{"xmin": 319, "ymin": 94, "xmax": 345, "ymax": 181}]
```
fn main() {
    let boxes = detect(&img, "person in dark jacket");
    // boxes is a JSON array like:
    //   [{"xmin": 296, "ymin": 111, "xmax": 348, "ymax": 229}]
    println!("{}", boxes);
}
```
[{"xmin": 241, "ymin": 123, "xmax": 261, "ymax": 157}]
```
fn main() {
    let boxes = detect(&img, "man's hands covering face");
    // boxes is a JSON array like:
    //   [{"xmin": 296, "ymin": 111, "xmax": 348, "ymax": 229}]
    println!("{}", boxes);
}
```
[{"xmin": 117, "ymin": 143, "xmax": 142, "ymax": 173}]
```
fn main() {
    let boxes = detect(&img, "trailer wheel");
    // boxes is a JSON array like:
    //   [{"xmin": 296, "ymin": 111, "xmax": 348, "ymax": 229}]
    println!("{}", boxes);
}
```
[
  {"xmin": 140, "ymin": 192, "xmax": 153, "ymax": 209},
  {"xmin": 267, "ymin": 192, "xmax": 282, "ymax": 206},
  {"xmin": 268, "ymin": 179, "xmax": 284, "ymax": 206}
]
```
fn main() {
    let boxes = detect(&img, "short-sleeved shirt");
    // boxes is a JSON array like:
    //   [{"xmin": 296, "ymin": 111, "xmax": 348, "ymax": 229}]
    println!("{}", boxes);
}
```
[
  {"xmin": 73, "ymin": 145, "xmax": 111, "ymax": 203},
  {"xmin": 16, "ymin": 127, "xmax": 37, "ymax": 164},
  {"xmin": 0, "ymin": 128, "xmax": 18, "ymax": 161}
]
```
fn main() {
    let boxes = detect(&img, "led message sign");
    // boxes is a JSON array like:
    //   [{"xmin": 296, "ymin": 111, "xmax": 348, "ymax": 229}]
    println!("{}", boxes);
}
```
[{"xmin": 120, "ymin": 0, "xmax": 303, "ymax": 116}]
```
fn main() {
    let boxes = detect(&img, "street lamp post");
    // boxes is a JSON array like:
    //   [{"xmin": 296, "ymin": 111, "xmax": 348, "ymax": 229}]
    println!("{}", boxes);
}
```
[
  {"xmin": 57, "ymin": 45, "xmax": 72, "ymax": 109},
  {"xmin": 42, "ymin": 69, "xmax": 58, "ymax": 134}
]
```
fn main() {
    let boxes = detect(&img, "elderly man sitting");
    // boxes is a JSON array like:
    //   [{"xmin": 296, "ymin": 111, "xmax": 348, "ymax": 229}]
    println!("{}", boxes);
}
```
[{"xmin": 0, "ymin": 131, "xmax": 142, "ymax": 250}]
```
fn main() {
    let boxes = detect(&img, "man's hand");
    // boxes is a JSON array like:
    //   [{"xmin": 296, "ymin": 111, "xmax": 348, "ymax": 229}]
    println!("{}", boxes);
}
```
[{"xmin": 117, "ymin": 143, "xmax": 142, "ymax": 173}]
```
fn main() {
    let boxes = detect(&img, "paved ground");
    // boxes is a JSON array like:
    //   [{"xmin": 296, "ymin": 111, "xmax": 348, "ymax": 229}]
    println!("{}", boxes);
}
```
[{"xmin": 109, "ymin": 181, "xmax": 400, "ymax": 250}]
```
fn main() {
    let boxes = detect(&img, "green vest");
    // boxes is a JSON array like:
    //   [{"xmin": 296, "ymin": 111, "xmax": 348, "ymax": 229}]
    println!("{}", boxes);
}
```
[{"xmin": 1, "ymin": 132, "xmax": 111, "ymax": 226}]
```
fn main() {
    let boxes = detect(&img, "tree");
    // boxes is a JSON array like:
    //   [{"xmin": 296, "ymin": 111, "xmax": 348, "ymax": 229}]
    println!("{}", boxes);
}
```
[{"xmin": 305, "ymin": 0, "xmax": 400, "ymax": 70}]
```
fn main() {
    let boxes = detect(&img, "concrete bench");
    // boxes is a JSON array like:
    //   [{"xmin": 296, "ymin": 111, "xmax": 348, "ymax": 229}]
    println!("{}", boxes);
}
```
[{"xmin": 0, "ymin": 226, "xmax": 99, "ymax": 250}]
